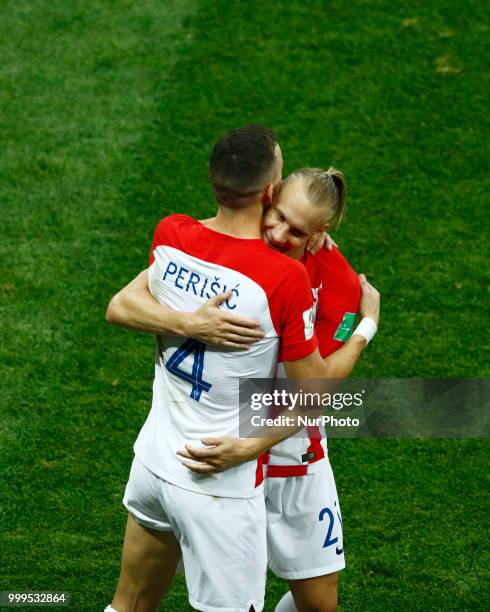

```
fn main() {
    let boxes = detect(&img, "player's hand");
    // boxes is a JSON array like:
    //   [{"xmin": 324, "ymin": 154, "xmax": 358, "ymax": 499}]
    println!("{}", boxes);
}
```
[
  {"xmin": 177, "ymin": 437, "xmax": 260, "ymax": 474},
  {"xmin": 185, "ymin": 292, "xmax": 264, "ymax": 349},
  {"xmin": 359, "ymin": 274, "xmax": 380, "ymax": 325},
  {"xmin": 306, "ymin": 232, "xmax": 337, "ymax": 255}
]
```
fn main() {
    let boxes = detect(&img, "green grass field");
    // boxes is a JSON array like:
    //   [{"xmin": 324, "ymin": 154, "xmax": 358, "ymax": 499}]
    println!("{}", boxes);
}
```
[{"xmin": 1, "ymin": 1, "xmax": 489, "ymax": 610}]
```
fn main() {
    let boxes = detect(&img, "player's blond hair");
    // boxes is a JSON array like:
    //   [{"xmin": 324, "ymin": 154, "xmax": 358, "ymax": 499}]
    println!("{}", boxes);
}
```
[{"xmin": 285, "ymin": 167, "xmax": 346, "ymax": 230}]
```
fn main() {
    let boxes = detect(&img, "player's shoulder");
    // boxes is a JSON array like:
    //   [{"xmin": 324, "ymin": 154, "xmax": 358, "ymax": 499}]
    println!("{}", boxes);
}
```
[
  {"xmin": 313, "ymin": 245, "xmax": 348, "ymax": 265},
  {"xmin": 154, "ymin": 213, "xmax": 197, "ymax": 232},
  {"xmin": 310, "ymin": 246, "xmax": 357, "ymax": 275},
  {"xmin": 264, "ymin": 248, "xmax": 307, "ymax": 273},
  {"xmin": 259, "ymin": 248, "xmax": 311, "ymax": 288},
  {"xmin": 152, "ymin": 214, "xmax": 200, "ymax": 245},
  {"xmin": 228, "ymin": 244, "xmax": 311, "ymax": 300},
  {"xmin": 305, "ymin": 247, "xmax": 360, "ymax": 297}
]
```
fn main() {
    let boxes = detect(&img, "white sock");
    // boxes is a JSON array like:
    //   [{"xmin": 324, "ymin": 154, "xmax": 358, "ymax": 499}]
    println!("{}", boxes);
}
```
[
  {"xmin": 275, "ymin": 590, "xmax": 297, "ymax": 612},
  {"xmin": 104, "ymin": 606, "xmax": 118, "ymax": 612}
]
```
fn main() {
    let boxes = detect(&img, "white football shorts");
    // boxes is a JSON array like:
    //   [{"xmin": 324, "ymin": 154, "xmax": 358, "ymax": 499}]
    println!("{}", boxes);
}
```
[
  {"xmin": 265, "ymin": 459, "xmax": 345, "ymax": 580},
  {"xmin": 123, "ymin": 456, "xmax": 267, "ymax": 612}
]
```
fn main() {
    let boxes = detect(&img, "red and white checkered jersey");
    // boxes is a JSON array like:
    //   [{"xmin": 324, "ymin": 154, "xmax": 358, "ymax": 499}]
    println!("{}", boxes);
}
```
[
  {"xmin": 134, "ymin": 214, "xmax": 318, "ymax": 498},
  {"xmin": 265, "ymin": 246, "xmax": 361, "ymax": 477}
]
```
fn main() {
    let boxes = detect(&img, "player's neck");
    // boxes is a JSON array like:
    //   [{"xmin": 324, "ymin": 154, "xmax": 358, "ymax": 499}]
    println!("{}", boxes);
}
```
[
  {"xmin": 203, "ymin": 204, "xmax": 263, "ymax": 239},
  {"xmin": 289, "ymin": 247, "xmax": 307, "ymax": 261}
]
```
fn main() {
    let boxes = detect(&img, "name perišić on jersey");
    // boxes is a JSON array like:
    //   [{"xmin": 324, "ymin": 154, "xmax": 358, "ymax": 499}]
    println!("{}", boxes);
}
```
[{"xmin": 162, "ymin": 260, "xmax": 240, "ymax": 309}]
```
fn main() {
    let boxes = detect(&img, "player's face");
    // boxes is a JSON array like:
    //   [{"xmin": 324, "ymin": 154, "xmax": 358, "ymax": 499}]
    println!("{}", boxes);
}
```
[{"xmin": 262, "ymin": 178, "xmax": 328, "ymax": 260}]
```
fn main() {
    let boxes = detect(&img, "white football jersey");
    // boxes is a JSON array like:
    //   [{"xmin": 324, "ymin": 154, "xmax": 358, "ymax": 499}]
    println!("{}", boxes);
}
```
[{"xmin": 134, "ymin": 215, "xmax": 318, "ymax": 498}]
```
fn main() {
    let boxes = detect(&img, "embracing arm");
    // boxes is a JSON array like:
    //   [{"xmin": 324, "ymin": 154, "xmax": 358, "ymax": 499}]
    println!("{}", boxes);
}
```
[
  {"xmin": 106, "ymin": 270, "xmax": 188, "ymax": 335},
  {"xmin": 178, "ymin": 274, "xmax": 380, "ymax": 472},
  {"xmin": 285, "ymin": 273, "xmax": 379, "ymax": 378},
  {"xmin": 106, "ymin": 269, "xmax": 264, "ymax": 348},
  {"xmin": 178, "ymin": 333, "xmax": 368, "ymax": 473},
  {"xmin": 251, "ymin": 275, "xmax": 379, "ymax": 450}
]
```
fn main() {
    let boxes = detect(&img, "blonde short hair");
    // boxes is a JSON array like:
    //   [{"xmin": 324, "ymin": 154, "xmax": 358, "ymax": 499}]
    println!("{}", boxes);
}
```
[{"xmin": 284, "ymin": 167, "xmax": 346, "ymax": 230}]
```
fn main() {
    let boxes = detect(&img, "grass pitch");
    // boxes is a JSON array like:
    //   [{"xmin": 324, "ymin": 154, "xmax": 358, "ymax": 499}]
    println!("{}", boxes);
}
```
[{"xmin": 1, "ymin": 1, "xmax": 488, "ymax": 610}]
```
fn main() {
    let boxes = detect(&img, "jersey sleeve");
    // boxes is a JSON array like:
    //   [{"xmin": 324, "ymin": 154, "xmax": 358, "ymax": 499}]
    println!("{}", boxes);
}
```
[
  {"xmin": 315, "ymin": 280, "xmax": 361, "ymax": 357},
  {"xmin": 315, "ymin": 317, "xmax": 346, "ymax": 357},
  {"xmin": 275, "ymin": 264, "xmax": 318, "ymax": 362}
]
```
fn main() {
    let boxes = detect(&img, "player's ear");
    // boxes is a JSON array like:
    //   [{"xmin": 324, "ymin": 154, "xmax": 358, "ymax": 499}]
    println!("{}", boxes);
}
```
[{"xmin": 262, "ymin": 183, "xmax": 274, "ymax": 206}]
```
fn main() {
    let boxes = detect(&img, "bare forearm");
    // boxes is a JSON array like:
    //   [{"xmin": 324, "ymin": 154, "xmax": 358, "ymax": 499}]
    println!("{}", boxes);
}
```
[
  {"xmin": 181, "ymin": 277, "xmax": 380, "ymax": 473},
  {"xmin": 321, "ymin": 334, "xmax": 366, "ymax": 378},
  {"xmin": 106, "ymin": 271, "xmax": 191, "ymax": 336},
  {"xmin": 245, "ymin": 432, "xmax": 294, "ymax": 457},
  {"xmin": 106, "ymin": 270, "xmax": 263, "ymax": 346},
  {"xmin": 242, "ymin": 340, "xmax": 366, "ymax": 458},
  {"xmin": 284, "ymin": 334, "xmax": 366, "ymax": 380}
]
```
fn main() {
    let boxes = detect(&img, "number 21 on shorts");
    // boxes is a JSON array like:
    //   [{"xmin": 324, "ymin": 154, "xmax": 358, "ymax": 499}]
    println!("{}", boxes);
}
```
[{"xmin": 319, "ymin": 500, "xmax": 343, "ymax": 552}]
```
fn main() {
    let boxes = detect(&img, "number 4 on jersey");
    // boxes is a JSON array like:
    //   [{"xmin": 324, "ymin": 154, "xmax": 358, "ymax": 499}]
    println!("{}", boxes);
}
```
[{"xmin": 166, "ymin": 339, "xmax": 212, "ymax": 401}]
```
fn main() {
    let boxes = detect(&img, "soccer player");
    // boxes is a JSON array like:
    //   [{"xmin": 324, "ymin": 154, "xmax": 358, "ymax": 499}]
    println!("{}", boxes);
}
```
[
  {"xmin": 105, "ymin": 126, "xmax": 379, "ymax": 612},
  {"xmin": 178, "ymin": 168, "xmax": 370, "ymax": 612},
  {"xmin": 264, "ymin": 169, "xmax": 362, "ymax": 612}
]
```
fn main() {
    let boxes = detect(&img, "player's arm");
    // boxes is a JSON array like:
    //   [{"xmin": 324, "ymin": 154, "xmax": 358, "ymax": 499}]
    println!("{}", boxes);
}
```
[
  {"xmin": 178, "ymin": 337, "xmax": 369, "ymax": 473},
  {"xmin": 106, "ymin": 269, "xmax": 264, "ymax": 348},
  {"xmin": 178, "ymin": 274, "xmax": 380, "ymax": 473},
  {"xmin": 107, "ymin": 270, "xmax": 186, "ymax": 335},
  {"xmin": 284, "ymin": 273, "xmax": 379, "ymax": 377}
]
